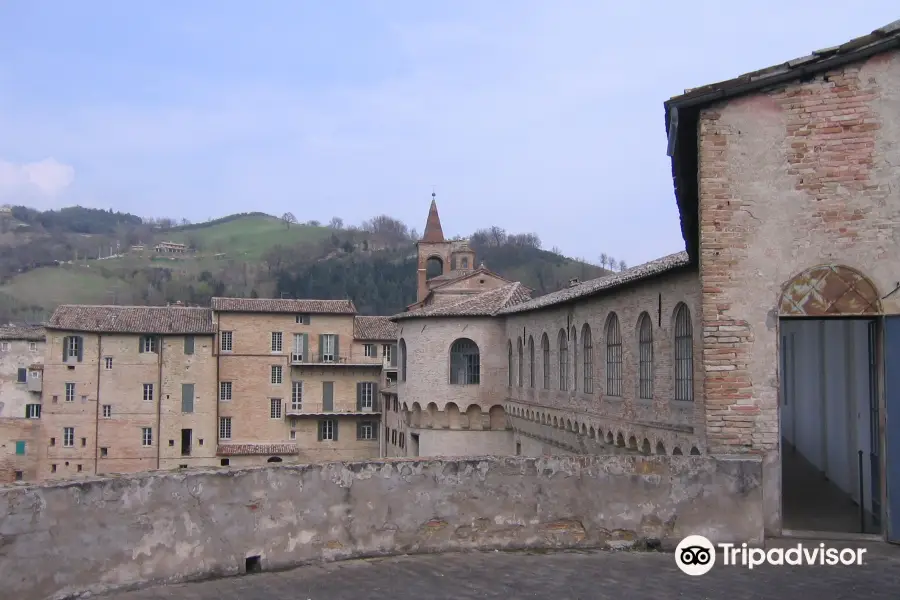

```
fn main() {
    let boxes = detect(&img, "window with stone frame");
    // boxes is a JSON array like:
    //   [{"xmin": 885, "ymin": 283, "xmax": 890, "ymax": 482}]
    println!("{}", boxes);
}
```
[
  {"xmin": 674, "ymin": 303, "xmax": 693, "ymax": 402},
  {"xmin": 557, "ymin": 329, "xmax": 568, "ymax": 391},
  {"xmin": 541, "ymin": 333, "xmax": 550, "ymax": 389},
  {"xmin": 638, "ymin": 312, "xmax": 653, "ymax": 400},
  {"xmin": 605, "ymin": 313, "xmax": 623, "ymax": 397},
  {"xmin": 450, "ymin": 338, "xmax": 480, "ymax": 385},
  {"xmin": 528, "ymin": 336, "xmax": 535, "ymax": 388},
  {"xmin": 517, "ymin": 337, "xmax": 524, "ymax": 387},
  {"xmin": 582, "ymin": 324, "xmax": 593, "ymax": 394}
]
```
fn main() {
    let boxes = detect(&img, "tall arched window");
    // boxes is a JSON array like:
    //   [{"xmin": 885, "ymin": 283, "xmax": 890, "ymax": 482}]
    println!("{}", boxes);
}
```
[
  {"xmin": 528, "ymin": 336, "xmax": 535, "ymax": 388},
  {"xmin": 638, "ymin": 313, "xmax": 653, "ymax": 400},
  {"xmin": 674, "ymin": 303, "xmax": 693, "ymax": 402},
  {"xmin": 399, "ymin": 338, "xmax": 407, "ymax": 381},
  {"xmin": 517, "ymin": 337, "xmax": 524, "ymax": 387},
  {"xmin": 570, "ymin": 326, "xmax": 578, "ymax": 392},
  {"xmin": 558, "ymin": 329, "xmax": 568, "ymax": 391},
  {"xmin": 450, "ymin": 338, "xmax": 480, "ymax": 385},
  {"xmin": 507, "ymin": 341, "xmax": 513, "ymax": 387},
  {"xmin": 582, "ymin": 324, "xmax": 593, "ymax": 394},
  {"xmin": 606, "ymin": 313, "xmax": 622, "ymax": 396},
  {"xmin": 541, "ymin": 333, "xmax": 550, "ymax": 389}
]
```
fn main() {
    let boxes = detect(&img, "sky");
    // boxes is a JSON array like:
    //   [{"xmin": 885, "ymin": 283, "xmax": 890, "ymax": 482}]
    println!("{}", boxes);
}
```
[{"xmin": 0, "ymin": 2, "xmax": 897, "ymax": 266}]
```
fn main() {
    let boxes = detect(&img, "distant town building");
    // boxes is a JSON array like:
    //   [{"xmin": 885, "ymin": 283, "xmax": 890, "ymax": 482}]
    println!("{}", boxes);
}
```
[{"xmin": 154, "ymin": 241, "xmax": 188, "ymax": 253}]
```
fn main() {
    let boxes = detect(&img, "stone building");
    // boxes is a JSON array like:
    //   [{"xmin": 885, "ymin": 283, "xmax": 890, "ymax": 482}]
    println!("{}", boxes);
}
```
[
  {"xmin": 389, "ymin": 21, "xmax": 900, "ymax": 543},
  {"xmin": 0, "ymin": 325, "xmax": 45, "ymax": 482}
]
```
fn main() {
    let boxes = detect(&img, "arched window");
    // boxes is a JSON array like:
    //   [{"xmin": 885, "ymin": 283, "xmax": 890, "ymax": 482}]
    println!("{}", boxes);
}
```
[
  {"xmin": 541, "ymin": 333, "xmax": 550, "ymax": 389},
  {"xmin": 507, "ymin": 341, "xmax": 513, "ymax": 387},
  {"xmin": 517, "ymin": 337, "xmax": 524, "ymax": 387},
  {"xmin": 399, "ymin": 338, "xmax": 407, "ymax": 382},
  {"xmin": 570, "ymin": 326, "xmax": 578, "ymax": 392},
  {"xmin": 674, "ymin": 303, "xmax": 693, "ymax": 402},
  {"xmin": 638, "ymin": 313, "xmax": 653, "ymax": 400},
  {"xmin": 451, "ymin": 338, "xmax": 480, "ymax": 385},
  {"xmin": 558, "ymin": 329, "xmax": 568, "ymax": 391},
  {"xmin": 582, "ymin": 324, "xmax": 593, "ymax": 393},
  {"xmin": 528, "ymin": 336, "xmax": 535, "ymax": 388},
  {"xmin": 606, "ymin": 313, "xmax": 622, "ymax": 396}
]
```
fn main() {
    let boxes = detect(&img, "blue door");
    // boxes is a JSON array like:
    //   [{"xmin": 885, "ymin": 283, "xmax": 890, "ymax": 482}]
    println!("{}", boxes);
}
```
[{"xmin": 883, "ymin": 317, "xmax": 900, "ymax": 542}]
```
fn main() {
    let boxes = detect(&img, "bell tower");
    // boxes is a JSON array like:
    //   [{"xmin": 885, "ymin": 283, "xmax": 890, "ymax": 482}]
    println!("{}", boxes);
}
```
[{"xmin": 416, "ymin": 192, "xmax": 452, "ymax": 303}]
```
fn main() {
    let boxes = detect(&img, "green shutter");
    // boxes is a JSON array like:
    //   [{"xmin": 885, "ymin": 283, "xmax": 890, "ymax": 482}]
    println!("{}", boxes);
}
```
[
  {"xmin": 302, "ymin": 334, "xmax": 309, "ymax": 361},
  {"xmin": 322, "ymin": 382, "xmax": 333, "ymax": 412},
  {"xmin": 391, "ymin": 344, "xmax": 398, "ymax": 367},
  {"xmin": 317, "ymin": 420, "xmax": 323, "ymax": 441},
  {"xmin": 304, "ymin": 315, "xmax": 311, "ymax": 325},
  {"xmin": 181, "ymin": 384, "xmax": 194, "ymax": 413},
  {"xmin": 372, "ymin": 344, "xmax": 378, "ymax": 358},
  {"xmin": 357, "ymin": 420, "xmax": 363, "ymax": 440},
  {"xmin": 356, "ymin": 382, "xmax": 362, "ymax": 411},
  {"xmin": 62, "ymin": 336, "xmax": 68, "ymax": 361},
  {"xmin": 17, "ymin": 368, "xmax": 26, "ymax": 383},
  {"xmin": 15, "ymin": 441, "xmax": 25, "ymax": 455},
  {"xmin": 332, "ymin": 419, "xmax": 338, "ymax": 441},
  {"xmin": 372, "ymin": 382, "xmax": 380, "ymax": 411},
  {"xmin": 184, "ymin": 336, "xmax": 194, "ymax": 355},
  {"xmin": 334, "ymin": 335, "xmax": 340, "ymax": 361},
  {"xmin": 76, "ymin": 336, "xmax": 84, "ymax": 362},
  {"xmin": 319, "ymin": 334, "xmax": 324, "ymax": 361},
  {"xmin": 139, "ymin": 337, "xmax": 144, "ymax": 353}
]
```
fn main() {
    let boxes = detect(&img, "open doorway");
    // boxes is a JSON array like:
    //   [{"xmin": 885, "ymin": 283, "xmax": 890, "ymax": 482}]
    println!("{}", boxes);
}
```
[{"xmin": 780, "ymin": 318, "xmax": 881, "ymax": 534}]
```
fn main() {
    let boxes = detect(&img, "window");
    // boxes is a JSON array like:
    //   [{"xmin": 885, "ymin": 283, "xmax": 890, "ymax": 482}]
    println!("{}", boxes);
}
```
[
  {"xmin": 104, "ymin": 356, "xmax": 113, "ymax": 370},
  {"xmin": 295, "ymin": 314, "xmax": 310, "ymax": 324},
  {"xmin": 461, "ymin": 257, "xmax": 469, "ymax": 269},
  {"xmin": 582, "ymin": 324, "xmax": 593, "ymax": 394},
  {"xmin": 63, "ymin": 336, "xmax": 81, "ymax": 362},
  {"xmin": 449, "ymin": 338, "xmax": 480, "ymax": 385},
  {"xmin": 359, "ymin": 382, "xmax": 374, "ymax": 410},
  {"xmin": 143, "ymin": 383, "xmax": 154, "ymax": 401},
  {"xmin": 517, "ymin": 338, "xmax": 524, "ymax": 387},
  {"xmin": 271, "ymin": 365, "xmax": 283, "ymax": 385},
  {"xmin": 638, "ymin": 313, "xmax": 653, "ymax": 400},
  {"xmin": 100, "ymin": 447, "xmax": 108, "ymax": 458},
  {"xmin": 65, "ymin": 382, "xmax": 75, "ymax": 402},
  {"xmin": 399, "ymin": 433, "xmax": 405, "ymax": 449},
  {"xmin": 399, "ymin": 338, "xmax": 407, "ymax": 381},
  {"xmin": 507, "ymin": 341, "xmax": 513, "ymax": 386},
  {"xmin": 289, "ymin": 430, "xmax": 296, "ymax": 440},
  {"xmin": 102, "ymin": 405, "xmax": 111, "ymax": 418},
  {"xmin": 541, "ymin": 333, "xmax": 550, "ymax": 390},
  {"xmin": 140, "ymin": 336, "xmax": 157, "ymax": 353},
  {"xmin": 142, "ymin": 427, "xmax": 153, "ymax": 447},
  {"xmin": 528, "ymin": 336, "xmax": 535, "ymax": 388},
  {"xmin": 25, "ymin": 404, "xmax": 40, "ymax": 419},
  {"xmin": 674, "ymin": 303, "xmax": 694, "ymax": 402},
  {"xmin": 219, "ymin": 417, "xmax": 232, "ymax": 440},
  {"xmin": 270, "ymin": 398, "xmax": 282, "ymax": 419},
  {"xmin": 606, "ymin": 313, "xmax": 623, "ymax": 397},
  {"xmin": 14, "ymin": 470, "xmax": 23, "ymax": 481},
  {"xmin": 184, "ymin": 335, "xmax": 194, "ymax": 355},
  {"xmin": 319, "ymin": 418, "xmax": 336, "ymax": 441},
  {"xmin": 558, "ymin": 330, "xmax": 568, "ymax": 392},
  {"xmin": 220, "ymin": 331, "xmax": 233, "ymax": 352},
  {"xmin": 364, "ymin": 344, "xmax": 376, "ymax": 357},
  {"xmin": 291, "ymin": 381, "xmax": 303, "ymax": 411},
  {"xmin": 15, "ymin": 440, "xmax": 25, "ymax": 455},
  {"xmin": 16, "ymin": 368, "xmax": 26, "ymax": 383},
  {"xmin": 292, "ymin": 333, "xmax": 306, "ymax": 362},
  {"xmin": 0, "ymin": 342, "xmax": 9, "ymax": 351},
  {"xmin": 219, "ymin": 381, "xmax": 232, "ymax": 401},
  {"xmin": 51, "ymin": 464, "xmax": 57, "ymax": 473},
  {"xmin": 571, "ymin": 327, "xmax": 578, "ymax": 392},
  {"xmin": 382, "ymin": 344, "xmax": 392, "ymax": 362},
  {"xmin": 391, "ymin": 429, "xmax": 397, "ymax": 445},
  {"xmin": 271, "ymin": 332, "xmax": 283, "ymax": 353},
  {"xmin": 358, "ymin": 420, "xmax": 375, "ymax": 440},
  {"xmin": 321, "ymin": 334, "xmax": 336, "ymax": 362},
  {"xmin": 63, "ymin": 427, "xmax": 74, "ymax": 447},
  {"xmin": 29, "ymin": 342, "xmax": 37, "ymax": 351}
]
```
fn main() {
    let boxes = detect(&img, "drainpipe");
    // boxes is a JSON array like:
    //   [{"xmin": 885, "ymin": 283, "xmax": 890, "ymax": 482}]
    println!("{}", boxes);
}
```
[
  {"xmin": 94, "ymin": 334, "xmax": 102, "ymax": 475},
  {"xmin": 156, "ymin": 336, "xmax": 163, "ymax": 471},
  {"xmin": 215, "ymin": 325, "xmax": 220, "ymax": 466}
]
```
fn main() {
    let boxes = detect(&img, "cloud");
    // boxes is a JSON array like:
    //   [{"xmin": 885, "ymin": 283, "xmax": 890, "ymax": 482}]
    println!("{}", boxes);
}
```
[{"xmin": 0, "ymin": 158, "xmax": 75, "ymax": 202}]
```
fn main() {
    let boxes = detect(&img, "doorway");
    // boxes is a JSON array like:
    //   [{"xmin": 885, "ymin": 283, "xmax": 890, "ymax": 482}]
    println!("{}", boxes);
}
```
[{"xmin": 780, "ymin": 318, "xmax": 881, "ymax": 534}]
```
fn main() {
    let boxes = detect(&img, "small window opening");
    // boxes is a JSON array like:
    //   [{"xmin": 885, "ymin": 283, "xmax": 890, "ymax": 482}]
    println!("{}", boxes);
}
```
[{"xmin": 245, "ymin": 555, "xmax": 262, "ymax": 573}]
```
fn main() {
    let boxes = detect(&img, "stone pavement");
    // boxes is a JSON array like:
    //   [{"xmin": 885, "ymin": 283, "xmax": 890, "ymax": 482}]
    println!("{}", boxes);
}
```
[{"xmin": 104, "ymin": 544, "xmax": 900, "ymax": 600}]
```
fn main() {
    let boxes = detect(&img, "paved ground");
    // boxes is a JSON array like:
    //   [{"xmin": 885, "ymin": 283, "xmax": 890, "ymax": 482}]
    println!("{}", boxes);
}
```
[{"xmin": 104, "ymin": 543, "xmax": 900, "ymax": 600}]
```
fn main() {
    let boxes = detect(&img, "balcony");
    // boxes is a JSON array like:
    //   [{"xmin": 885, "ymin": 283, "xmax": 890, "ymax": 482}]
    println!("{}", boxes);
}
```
[
  {"xmin": 284, "ymin": 404, "xmax": 380, "ymax": 418},
  {"xmin": 382, "ymin": 356, "xmax": 398, "ymax": 371},
  {"xmin": 289, "ymin": 353, "xmax": 382, "ymax": 368}
]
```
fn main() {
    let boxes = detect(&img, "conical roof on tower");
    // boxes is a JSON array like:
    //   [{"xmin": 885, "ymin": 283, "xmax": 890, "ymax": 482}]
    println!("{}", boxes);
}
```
[{"xmin": 421, "ymin": 193, "xmax": 445, "ymax": 243}]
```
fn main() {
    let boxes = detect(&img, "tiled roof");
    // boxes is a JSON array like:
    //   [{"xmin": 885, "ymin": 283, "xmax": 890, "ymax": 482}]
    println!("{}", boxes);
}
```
[
  {"xmin": 217, "ymin": 443, "xmax": 299, "ymax": 456},
  {"xmin": 353, "ymin": 316, "xmax": 398, "ymax": 340},
  {"xmin": 429, "ymin": 266, "xmax": 515, "ymax": 292},
  {"xmin": 0, "ymin": 324, "xmax": 45, "ymax": 341},
  {"xmin": 421, "ymin": 197, "xmax": 445, "ymax": 243},
  {"xmin": 47, "ymin": 305, "xmax": 215, "ymax": 334},
  {"xmin": 392, "ymin": 282, "xmax": 532, "ymax": 320},
  {"xmin": 210, "ymin": 297, "xmax": 356, "ymax": 314},
  {"xmin": 498, "ymin": 252, "xmax": 692, "ymax": 315}
]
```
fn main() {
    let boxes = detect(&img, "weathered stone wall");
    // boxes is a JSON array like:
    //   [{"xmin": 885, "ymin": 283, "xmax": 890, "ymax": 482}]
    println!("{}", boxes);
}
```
[{"xmin": 0, "ymin": 455, "xmax": 763, "ymax": 600}]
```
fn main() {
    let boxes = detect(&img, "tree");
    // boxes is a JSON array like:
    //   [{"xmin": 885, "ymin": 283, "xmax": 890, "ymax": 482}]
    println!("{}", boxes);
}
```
[
  {"xmin": 619, "ymin": 259, "xmax": 627, "ymax": 271},
  {"xmin": 329, "ymin": 217, "xmax": 344, "ymax": 229},
  {"xmin": 281, "ymin": 213, "xmax": 297, "ymax": 229},
  {"xmin": 599, "ymin": 253, "xmax": 608, "ymax": 269}
]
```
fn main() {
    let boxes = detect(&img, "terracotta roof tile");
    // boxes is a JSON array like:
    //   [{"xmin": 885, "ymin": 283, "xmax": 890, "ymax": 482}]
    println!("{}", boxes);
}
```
[
  {"xmin": 210, "ymin": 297, "xmax": 356, "ymax": 314},
  {"xmin": 353, "ymin": 316, "xmax": 398, "ymax": 340},
  {"xmin": 0, "ymin": 324, "xmax": 45, "ymax": 341},
  {"xmin": 217, "ymin": 443, "xmax": 299, "ymax": 456},
  {"xmin": 421, "ymin": 197, "xmax": 445, "ymax": 243},
  {"xmin": 47, "ymin": 305, "xmax": 215, "ymax": 334},
  {"xmin": 392, "ymin": 282, "xmax": 531, "ymax": 320}
]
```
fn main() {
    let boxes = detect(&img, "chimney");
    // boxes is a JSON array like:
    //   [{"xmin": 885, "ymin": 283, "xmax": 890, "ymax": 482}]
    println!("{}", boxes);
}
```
[{"xmin": 568, "ymin": 278, "xmax": 580, "ymax": 288}]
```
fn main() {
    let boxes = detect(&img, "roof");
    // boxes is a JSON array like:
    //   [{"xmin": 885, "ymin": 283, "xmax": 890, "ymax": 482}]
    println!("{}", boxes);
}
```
[
  {"xmin": 420, "ymin": 196, "xmax": 445, "ymax": 243},
  {"xmin": 0, "ymin": 324, "xmax": 45, "ymax": 341},
  {"xmin": 353, "ymin": 316, "xmax": 398, "ymax": 341},
  {"xmin": 664, "ymin": 20, "xmax": 900, "ymax": 261},
  {"xmin": 47, "ymin": 305, "xmax": 216, "ymax": 334},
  {"xmin": 392, "ymin": 282, "xmax": 531, "ymax": 320},
  {"xmin": 210, "ymin": 297, "xmax": 356, "ymax": 314},
  {"xmin": 429, "ymin": 265, "xmax": 515, "ymax": 291},
  {"xmin": 498, "ymin": 252, "xmax": 691, "ymax": 315}
]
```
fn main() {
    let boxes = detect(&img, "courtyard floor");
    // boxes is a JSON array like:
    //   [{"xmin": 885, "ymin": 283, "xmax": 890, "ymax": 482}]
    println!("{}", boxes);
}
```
[{"xmin": 103, "ymin": 543, "xmax": 900, "ymax": 600}]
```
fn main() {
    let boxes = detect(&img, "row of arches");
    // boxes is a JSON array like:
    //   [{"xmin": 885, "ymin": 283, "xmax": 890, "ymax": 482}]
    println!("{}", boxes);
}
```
[
  {"xmin": 508, "ymin": 404, "xmax": 700, "ymax": 456},
  {"xmin": 406, "ymin": 401, "xmax": 507, "ymax": 430},
  {"xmin": 508, "ymin": 303, "xmax": 694, "ymax": 402}
]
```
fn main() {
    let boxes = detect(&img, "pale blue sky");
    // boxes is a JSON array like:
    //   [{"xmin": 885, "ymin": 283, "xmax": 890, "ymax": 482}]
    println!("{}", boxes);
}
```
[{"xmin": 0, "ymin": 2, "xmax": 896, "ymax": 265}]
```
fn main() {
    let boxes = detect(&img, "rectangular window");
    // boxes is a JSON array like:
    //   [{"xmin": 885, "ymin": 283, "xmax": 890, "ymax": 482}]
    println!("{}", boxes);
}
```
[
  {"xmin": 140, "ymin": 336, "xmax": 157, "ymax": 353},
  {"xmin": 292, "ymin": 333, "xmax": 305, "ymax": 363},
  {"xmin": 102, "ymin": 405, "xmax": 111, "ymax": 418},
  {"xmin": 141, "ymin": 427, "xmax": 153, "ymax": 447},
  {"xmin": 322, "ymin": 334, "xmax": 336, "ymax": 362},
  {"xmin": 65, "ymin": 382, "xmax": 75, "ymax": 402},
  {"xmin": 319, "ymin": 418, "xmax": 336, "ymax": 441},
  {"xmin": 219, "ymin": 417, "xmax": 232, "ymax": 440},
  {"xmin": 16, "ymin": 368, "xmax": 26, "ymax": 383},
  {"xmin": 295, "ymin": 314, "xmax": 310, "ymax": 324},
  {"xmin": 291, "ymin": 381, "xmax": 303, "ymax": 411},
  {"xmin": 289, "ymin": 430, "xmax": 296, "ymax": 440},
  {"xmin": 271, "ymin": 332, "xmax": 283, "ymax": 353},
  {"xmin": 357, "ymin": 420, "xmax": 375, "ymax": 440},
  {"xmin": 391, "ymin": 429, "xmax": 397, "ymax": 446},
  {"xmin": 270, "ymin": 398, "xmax": 282, "ymax": 419},
  {"xmin": 29, "ymin": 342, "xmax": 37, "ymax": 351},
  {"xmin": 271, "ymin": 365, "xmax": 283, "ymax": 384},
  {"xmin": 219, "ymin": 381, "xmax": 232, "ymax": 401},
  {"xmin": 0, "ymin": 342, "xmax": 9, "ymax": 351},
  {"xmin": 181, "ymin": 383, "xmax": 195, "ymax": 413},
  {"xmin": 220, "ymin": 331, "xmax": 233, "ymax": 352},
  {"xmin": 184, "ymin": 335, "xmax": 195, "ymax": 355},
  {"xmin": 25, "ymin": 404, "xmax": 41, "ymax": 419},
  {"xmin": 104, "ymin": 356, "xmax": 113, "ymax": 370},
  {"xmin": 15, "ymin": 440, "xmax": 25, "ymax": 455},
  {"xmin": 143, "ymin": 383, "xmax": 154, "ymax": 401},
  {"xmin": 100, "ymin": 447, "xmax": 108, "ymax": 458},
  {"xmin": 65, "ymin": 336, "xmax": 80, "ymax": 361},
  {"xmin": 382, "ymin": 344, "xmax": 392, "ymax": 363},
  {"xmin": 364, "ymin": 344, "xmax": 376, "ymax": 357},
  {"xmin": 322, "ymin": 381, "xmax": 334, "ymax": 411},
  {"xmin": 63, "ymin": 427, "xmax": 74, "ymax": 447},
  {"xmin": 360, "ymin": 382, "xmax": 374, "ymax": 410}
]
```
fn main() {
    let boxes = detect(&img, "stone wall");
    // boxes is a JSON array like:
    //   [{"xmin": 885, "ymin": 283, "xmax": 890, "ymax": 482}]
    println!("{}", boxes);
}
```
[{"xmin": 0, "ymin": 455, "xmax": 763, "ymax": 600}]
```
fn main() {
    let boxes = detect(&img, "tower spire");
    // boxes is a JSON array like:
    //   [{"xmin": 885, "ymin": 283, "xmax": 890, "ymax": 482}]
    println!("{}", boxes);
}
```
[{"xmin": 421, "ymin": 190, "xmax": 445, "ymax": 243}]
